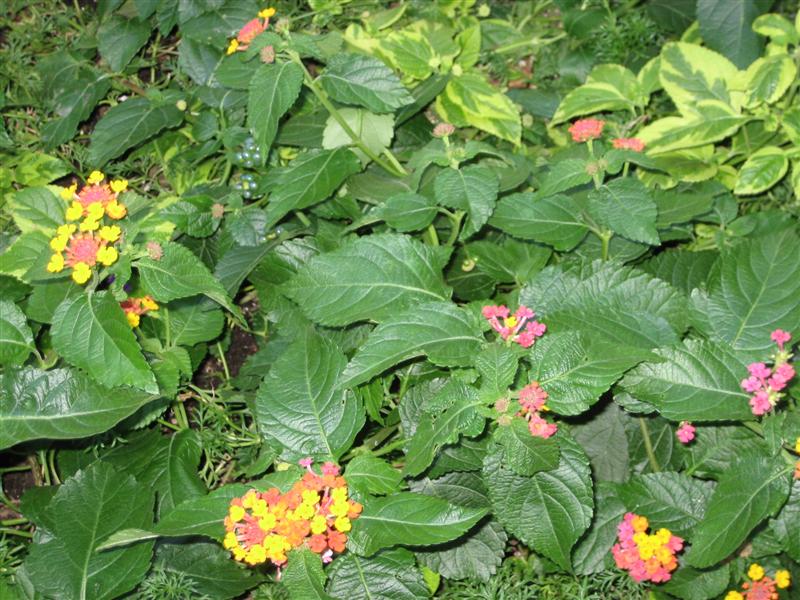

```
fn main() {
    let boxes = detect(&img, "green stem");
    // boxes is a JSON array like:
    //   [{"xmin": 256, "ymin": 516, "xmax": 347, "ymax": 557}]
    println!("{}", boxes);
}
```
[
  {"xmin": 0, "ymin": 528, "xmax": 32, "ymax": 538},
  {"xmin": 288, "ymin": 52, "xmax": 407, "ymax": 177},
  {"xmin": 217, "ymin": 342, "xmax": 231, "ymax": 382},
  {"xmin": 638, "ymin": 417, "xmax": 661, "ymax": 472},
  {"xmin": 426, "ymin": 224, "xmax": 440, "ymax": 246},
  {"xmin": 445, "ymin": 211, "xmax": 465, "ymax": 246},
  {"xmin": 600, "ymin": 231, "xmax": 612, "ymax": 261}
]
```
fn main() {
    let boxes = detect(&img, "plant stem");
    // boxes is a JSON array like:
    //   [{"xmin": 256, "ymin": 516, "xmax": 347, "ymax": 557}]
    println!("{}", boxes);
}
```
[
  {"xmin": 445, "ymin": 211, "xmax": 465, "ymax": 246},
  {"xmin": 638, "ymin": 417, "xmax": 661, "ymax": 472},
  {"xmin": 600, "ymin": 231, "xmax": 612, "ymax": 261},
  {"xmin": 288, "ymin": 53, "xmax": 408, "ymax": 177}
]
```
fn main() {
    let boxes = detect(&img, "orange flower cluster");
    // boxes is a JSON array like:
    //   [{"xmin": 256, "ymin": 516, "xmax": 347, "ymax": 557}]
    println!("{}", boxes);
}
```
[
  {"xmin": 226, "ymin": 7, "xmax": 275, "ymax": 55},
  {"xmin": 120, "ymin": 296, "xmax": 159, "ymax": 328},
  {"xmin": 223, "ymin": 459, "xmax": 361, "ymax": 568}
]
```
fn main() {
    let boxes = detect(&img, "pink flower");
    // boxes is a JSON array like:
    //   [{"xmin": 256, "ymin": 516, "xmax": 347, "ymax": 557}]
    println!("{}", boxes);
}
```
[
  {"xmin": 514, "ymin": 306, "xmax": 534, "ymax": 320},
  {"xmin": 612, "ymin": 138, "xmax": 645, "ymax": 152},
  {"xmin": 774, "ymin": 362, "xmax": 795, "ymax": 383},
  {"xmin": 483, "ymin": 304, "xmax": 545, "ymax": 349},
  {"xmin": 771, "ymin": 329, "xmax": 791, "ymax": 349},
  {"xmin": 528, "ymin": 414, "xmax": 557, "ymax": 438},
  {"xmin": 321, "ymin": 462, "xmax": 340, "ymax": 476},
  {"xmin": 298, "ymin": 457, "xmax": 313, "ymax": 468},
  {"xmin": 748, "ymin": 362, "xmax": 772, "ymax": 379},
  {"xmin": 568, "ymin": 119, "xmax": 605, "ymax": 143},
  {"xmin": 519, "ymin": 382, "xmax": 548, "ymax": 412},
  {"xmin": 750, "ymin": 391, "xmax": 772, "ymax": 416},
  {"xmin": 482, "ymin": 305, "xmax": 509, "ymax": 319},
  {"xmin": 676, "ymin": 422, "xmax": 695, "ymax": 444},
  {"xmin": 741, "ymin": 376, "xmax": 762, "ymax": 393}
]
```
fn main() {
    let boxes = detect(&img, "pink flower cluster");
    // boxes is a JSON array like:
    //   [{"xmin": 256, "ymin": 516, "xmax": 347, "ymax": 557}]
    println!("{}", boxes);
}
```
[
  {"xmin": 741, "ymin": 330, "xmax": 795, "ymax": 416},
  {"xmin": 612, "ymin": 513, "xmax": 684, "ymax": 584},
  {"xmin": 568, "ymin": 118, "xmax": 605, "ymax": 142},
  {"xmin": 612, "ymin": 137, "xmax": 645, "ymax": 152},
  {"xmin": 518, "ymin": 382, "xmax": 557, "ymax": 439},
  {"xmin": 482, "ymin": 305, "xmax": 546, "ymax": 348},
  {"xmin": 676, "ymin": 421, "xmax": 695, "ymax": 444}
]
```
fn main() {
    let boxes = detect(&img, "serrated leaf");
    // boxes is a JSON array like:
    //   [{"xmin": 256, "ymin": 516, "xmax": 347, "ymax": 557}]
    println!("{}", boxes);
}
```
[
  {"xmin": 88, "ymin": 92, "xmax": 184, "ymax": 167},
  {"xmin": 282, "ymin": 548, "xmax": 333, "ymax": 600},
  {"xmin": 8, "ymin": 187, "xmax": 65, "ymax": 233},
  {"xmin": 339, "ymin": 301, "xmax": 483, "ymax": 389},
  {"xmin": 572, "ymin": 402, "xmax": 630, "ymax": 483},
  {"xmin": 617, "ymin": 472, "xmax": 713, "ymax": 537},
  {"xmin": 247, "ymin": 61, "xmax": 304, "ymax": 158},
  {"xmin": 660, "ymin": 562, "xmax": 731, "ymax": 600},
  {"xmin": 374, "ymin": 192, "xmax": 438, "ymax": 232},
  {"xmin": 434, "ymin": 166, "xmax": 499, "ymax": 240},
  {"xmin": 686, "ymin": 453, "xmax": 791, "ymax": 568},
  {"xmin": 572, "ymin": 483, "xmax": 626, "ymax": 575},
  {"xmin": 255, "ymin": 328, "xmax": 364, "ymax": 460},
  {"xmin": 327, "ymin": 548, "xmax": 428, "ymax": 600},
  {"xmin": 322, "ymin": 108, "xmax": 395, "ymax": 164},
  {"xmin": 0, "ymin": 300, "xmax": 34, "ymax": 366},
  {"xmin": 475, "ymin": 344, "xmax": 519, "ymax": 400},
  {"xmin": 771, "ymin": 481, "xmax": 800, "ymax": 562},
  {"xmin": 484, "ymin": 434, "xmax": 593, "ymax": 571},
  {"xmin": 588, "ymin": 177, "xmax": 659, "ymax": 245},
  {"xmin": 51, "ymin": 292, "xmax": 156, "ymax": 392},
  {"xmin": 97, "ymin": 16, "xmax": 151, "ymax": 72},
  {"xmin": 284, "ymin": 233, "xmax": 451, "ymax": 327},
  {"xmin": 535, "ymin": 159, "xmax": 592, "ymax": 196},
  {"xmin": 697, "ymin": 0, "xmax": 764, "ymax": 69},
  {"xmin": 620, "ymin": 338, "xmax": 751, "ymax": 421},
  {"xmin": 345, "ymin": 455, "xmax": 401, "ymax": 496},
  {"xmin": 490, "ymin": 192, "xmax": 588, "ymax": 251},
  {"xmin": 734, "ymin": 146, "xmax": 788, "ymax": 195},
  {"xmin": 24, "ymin": 462, "xmax": 154, "ymax": 600},
  {"xmin": 0, "ymin": 367, "xmax": 153, "ymax": 450},
  {"xmin": 348, "ymin": 492, "xmax": 487, "ymax": 556},
  {"xmin": 493, "ymin": 419, "xmax": 560, "ymax": 476},
  {"xmin": 321, "ymin": 53, "xmax": 413, "ymax": 113},
  {"xmin": 264, "ymin": 148, "xmax": 362, "ymax": 228},
  {"xmin": 165, "ymin": 297, "xmax": 225, "ymax": 346}
]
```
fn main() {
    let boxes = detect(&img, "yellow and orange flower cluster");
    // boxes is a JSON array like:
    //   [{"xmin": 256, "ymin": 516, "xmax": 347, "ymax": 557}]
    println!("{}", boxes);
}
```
[
  {"xmin": 226, "ymin": 7, "xmax": 276, "ymax": 55},
  {"xmin": 724, "ymin": 563, "xmax": 791, "ymax": 599},
  {"xmin": 120, "ymin": 296, "xmax": 159, "ymax": 328},
  {"xmin": 48, "ymin": 171, "xmax": 128, "ymax": 284},
  {"xmin": 612, "ymin": 513, "xmax": 683, "ymax": 583},
  {"xmin": 223, "ymin": 459, "xmax": 361, "ymax": 569}
]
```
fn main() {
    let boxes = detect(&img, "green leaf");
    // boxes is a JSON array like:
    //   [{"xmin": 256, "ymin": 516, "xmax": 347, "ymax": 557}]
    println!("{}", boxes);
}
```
[
  {"xmin": 535, "ymin": 159, "xmax": 592, "ymax": 196},
  {"xmin": 658, "ymin": 42, "xmax": 739, "ymax": 114},
  {"xmin": 24, "ymin": 462, "xmax": 154, "ymax": 600},
  {"xmin": 588, "ymin": 177, "xmax": 659, "ymax": 245},
  {"xmin": 484, "ymin": 434, "xmax": 593, "ymax": 571},
  {"xmin": 572, "ymin": 402, "xmax": 630, "ymax": 483},
  {"xmin": 743, "ymin": 55, "xmax": 796, "ymax": 107},
  {"xmin": 255, "ymin": 328, "xmax": 364, "ymax": 460},
  {"xmin": 284, "ymin": 233, "xmax": 451, "ymax": 327},
  {"xmin": 552, "ymin": 64, "xmax": 644, "ymax": 123},
  {"xmin": 247, "ymin": 61, "xmax": 304, "ymax": 158},
  {"xmin": 88, "ymin": 92, "xmax": 184, "ymax": 167},
  {"xmin": 435, "ymin": 72, "xmax": 521, "ymax": 144},
  {"xmin": 752, "ymin": 13, "xmax": 799, "ymax": 45},
  {"xmin": 697, "ymin": 0, "xmax": 764, "ymax": 69},
  {"xmin": 344, "ymin": 455, "xmax": 401, "ymax": 496},
  {"xmin": 686, "ymin": 453, "xmax": 791, "ymax": 568},
  {"xmin": 322, "ymin": 108, "xmax": 395, "ymax": 164},
  {"xmin": 660, "ymin": 563, "xmax": 731, "ymax": 600},
  {"xmin": 97, "ymin": 16, "xmax": 151, "ymax": 72},
  {"xmin": 281, "ymin": 549, "xmax": 333, "ymax": 600},
  {"xmin": 434, "ymin": 166, "xmax": 499, "ymax": 240},
  {"xmin": 638, "ymin": 100, "xmax": 745, "ymax": 155},
  {"xmin": 572, "ymin": 483, "xmax": 626, "ymax": 575},
  {"xmin": 489, "ymin": 192, "xmax": 588, "ymax": 251},
  {"xmin": 0, "ymin": 300, "xmax": 34, "ymax": 366},
  {"xmin": 348, "ymin": 491, "xmax": 487, "ymax": 556},
  {"xmin": 643, "ymin": 250, "xmax": 718, "ymax": 294},
  {"xmin": 8, "ymin": 187, "xmax": 65, "ymax": 233},
  {"xmin": 734, "ymin": 146, "xmax": 788, "ymax": 195},
  {"xmin": 264, "ymin": 148, "xmax": 362, "ymax": 228},
  {"xmin": 320, "ymin": 53, "xmax": 413, "ymax": 113},
  {"xmin": 327, "ymin": 548, "xmax": 428, "ymax": 599},
  {"xmin": 51, "ymin": 292, "xmax": 157, "ymax": 392},
  {"xmin": 690, "ymin": 229, "xmax": 800, "ymax": 353},
  {"xmin": 617, "ymin": 472, "xmax": 713, "ymax": 537},
  {"xmin": 136, "ymin": 242, "xmax": 237, "ymax": 315},
  {"xmin": 685, "ymin": 425, "xmax": 766, "ymax": 479},
  {"xmin": 620, "ymin": 339, "xmax": 751, "ymax": 421},
  {"xmin": 339, "ymin": 301, "xmax": 483, "ymax": 389},
  {"xmin": 0, "ymin": 367, "xmax": 152, "ymax": 450},
  {"xmin": 374, "ymin": 192, "xmax": 438, "ymax": 232},
  {"xmin": 771, "ymin": 481, "xmax": 800, "ymax": 562},
  {"xmin": 165, "ymin": 297, "xmax": 225, "ymax": 346},
  {"xmin": 469, "ymin": 238, "xmax": 551, "ymax": 285},
  {"xmin": 475, "ymin": 344, "xmax": 519, "ymax": 400},
  {"xmin": 493, "ymin": 419, "xmax": 560, "ymax": 477},
  {"xmin": 529, "ymin": 332, "xmax": 650, "ymax": 416}
]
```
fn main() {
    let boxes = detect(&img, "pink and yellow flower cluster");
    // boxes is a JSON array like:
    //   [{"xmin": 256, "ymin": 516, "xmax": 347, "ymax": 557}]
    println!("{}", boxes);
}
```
[
  {"xmin": 226, "ymin": 7, "xmax": 276, "ymax": 55},
  {"xmin": 568, "ymin": 118, "xmax": 645, "ymax": 152},
  {"xmin": 223, "ymin": 459, "xmax": 361, "ymax": 569},
  {"xmin": 724, "ymin": 562, "xmax": 791, "ymax": 599},
  {"xmin": 612, "ymin": 513, "xmax": 683, "ymax": 584},
  {"xmin": 120, "ymin": 296, "xmax": 159, "ymax": 328},
  {"xmin": 517, "ymin": 382, "xmax": 557, "ymax": 439},
  {"xmin": 48, "ymin": 171, "xmax": 128, "ymax": 284},
  {"xmin": 741, "ymin": 330, "xmax": 795, "ymax": 416},
  {"xmin": 482, "ymin": 305, "xmax": 546, "ymax": 348}
]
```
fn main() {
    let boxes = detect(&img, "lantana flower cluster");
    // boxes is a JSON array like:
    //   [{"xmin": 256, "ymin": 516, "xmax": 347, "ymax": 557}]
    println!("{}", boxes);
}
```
[
  {"xmin": 226, "ymin": 7, "xmax": 276, "ymax": 55},
  {"xmin": 724, "ymin": 562, "xmax": 791, "ymax": 599},
  {"xmin": 567, "ymin": 118, "xmax": 645, "ymax": 152},
  {"xmin": 517, "ymin": 382, "xmax": 557, "ymax": 439},
  {"xmin": 676, "ymin": 421, "xmax": 695, "ymax": 444},
  {"xmin": 740, "ymin": 330, "xmax": 795, "ymax": 416},
  {"xmin": 120, "ymin": 296, "xmax": 159, "ymax": 328},
  {"xmin": 612, "ymin": 513, "xmax": 683, "ymax": 584},
  {"xmin": 223, "ymin": 459, "xmax": 361, "ymax": 569},
  {"xmin": 48, "ymin": 171, "xmax": 128, "ymax": 284},
  {"xmin": 482, "ymin": 305, "xmax": 546, "ymax": 348}
]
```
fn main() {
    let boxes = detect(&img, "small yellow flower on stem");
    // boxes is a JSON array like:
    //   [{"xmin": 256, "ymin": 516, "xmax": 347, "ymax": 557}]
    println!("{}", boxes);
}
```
[
  {"xmin": 79, "ymin": 218, "xmax": 100, "ymax": 232},
  {"xmin": 47, "ymin": 253, "xmax": 64, "ymax": 273},
  {"xmin": 96, "ymin": 246, "xmax": 118, "ymax": 266},
  {"xmin": 724, "ymin": 592, "xmax": 743, "ymax": 600},
  {"xmin": 87, "ymin": 170, "xmax": 105, "ymax": 185},
  {"xmin": 110, "ymin": 179, "xmax": 128, "ymax": 193},
  {"xmin": 99, "ymin": 225, "xmax": 121, "ymax": 243},
  {"xmin": 795, "ymin": 436, "xmax": 800, "ymax": 454},
  {"xmin": 71, "ymin": 262, "xmax": 92, "ymax": 284},
  {"xmin": 775, "ymin": 569, "xmax": 791, "ymax": 589},
  {"xmin": 86, "ymin": 202, "xmax": 105, "ymax": 220},
  {"xmin": 66, "ymin": 202, "xmax": 83, "ymax": 221},
  {"xmin": 105, "ymin": 201, "xmax": 127, "ymax": 220},
  {"xmin": 126, "ymin": 312, "xmax": 140, "ymax": 328},
  {"xmin": 258, "ymin": 7, "xmax": 276, "ymax": 18},
  {"xmin": 226, "ymin": 39, "xmax": 240, "ymax": 55},
  {"xmin": 50, "ymin": 235, "xmax": 69, "ymax": 252},
  {"xmin": 747, "ymin": 563, "xmax": 765, "ymax": 581},
  {"xmin": 60, "ymin": 183, "xmax": 77, "ymax": 201}
]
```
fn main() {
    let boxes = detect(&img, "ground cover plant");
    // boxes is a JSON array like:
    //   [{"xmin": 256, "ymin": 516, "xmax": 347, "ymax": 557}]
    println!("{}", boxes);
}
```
[{"xmin": 2, "ymin": 0, "xmax": 800, "ymax": 598}]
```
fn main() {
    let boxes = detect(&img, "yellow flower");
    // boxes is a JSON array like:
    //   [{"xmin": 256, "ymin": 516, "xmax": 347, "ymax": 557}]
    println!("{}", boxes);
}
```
[
  {"xmin": 86, "ymin": 202, "xmax": 105, "ymax": 220},
  {"xmin": 795, "ymin": 437, "xmax": 800, "ymax": 454},
  {"xmin": 655, "ymin": 528, "xmax": 671, "ymax": 544},
  {"xmin": 655, "ymin": 546, "xmax": 673, "ymax": 565},
  {"xmin": 110, "ymin": 179, "xmax": 128, "ymax": 193},
  {"xmin": 301, "ymin": 490, "xmax": 320, "ymax": 505},
  {"xmin": 223, "ymin": 531, "xmax": 238, "ymax": 550},
  {"xmin": 141, "ymin": 296, "xmax": 159, "ymax": 311},
  {"xmin": 50, "ymin": 235, "xmax": 69, "ymax": 252},
  {"xmin": 294, "ymin": 502, "xmax": 315, "ymax": 520},
  {"xmin": 232, "ymin": 546, "xmax": 246, "ymax": 561},
  {"xmin": 226, "ymin": 38, "xmax": 239, "ymax": 55},
  {"xmin": 99, "ymin": 225, "xmax": 121, "ymax": 243},
  {"xmin": 105, "ymin": 201, "xmax": 127, "ymax": 220},
  {"xmin": 776, "ymin": 569, "xmax": 791, "ymax": 589},
  {"xmin": 79, "ymin": 218, "xmax": 100, "ymax": 232},
  {"xmin": 334, "ymin": 516, "xmax": 351, "ymax": 532},
  {"xmin": 229, "ymin": 505, "xmax": 245, "ymax": 522},
  {"xmin": 244, "ymin": 544, "xmax": 267, "ymax": 565},
  {"xmin": 747, "ymin": 563, "xmax": 764, "ymax": 581},
  {"xmin": 258, "ymin": 513, "xmax": 277, "ymax": 531},
  {"xmin": 329, "ymin": 501, "xmax": 349, "ymax": 518},
  {"xmin": 258, "ymin": 7, "xmax": 276, "ymax": 18},
  {"xmin": 71, "ymin": 262, "xmax": 92, "ymax": 284},
  {"xmin": 60, "ymin": 183, "xmax": 77, "ymax": 201},
  {"xmin": 66, "ymin": 201, "xmax": 83, "ymax": 221},
  {"xmin": 96, "ymin": 246, "xmax": 118, "ymax": 266},
  {"xmin": 503, "ymin": 316, "xmax": 518, "ymax": 328},
  {"xmin": 330, "ymin": 487, "xmax": 348, "ymax": 503},
  {"xmin": 724, "ymin": 592, "xmax": 743, "ymax": 600},
  {"xmin": 310, "ymin": 514, "xmax": 327, "ymax": 535},
  {"xmin": 87, "ymin": 170, "xmax": 105, "ymax": 184},
  {"xmin": 631, "ymin": 515, "xmax": 649, "ymax": 533},
  {"xmin": 57, "ymin": 224, "xmax": 77, "ymax": 237},
  {"xmin": 126, "ymin": 312, "xmax": 140, "ymax": 328},
  {"xmin": 251, "ymin": 498, "xmax": 268, "ymax": 518},
  {"xmin": 47, "ymin": 253, "xmax": 64, "ymax": 273}
]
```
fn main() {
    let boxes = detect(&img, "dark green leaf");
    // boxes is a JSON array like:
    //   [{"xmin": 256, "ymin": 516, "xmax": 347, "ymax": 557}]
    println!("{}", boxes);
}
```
[
  {"xmin": 490, "ymin": 192, "xmax": 588, "ymax": 251},
  {"xmin": 321, "ymin": 53, "xmax": 413, "ymax": 114},
  {"xmin": 697, "ymin": 0, "xmax": 764, "ymax": 69},
  {"xmin": 0, "ymin": 300, "xmax": 34, "ymax": 366},
  {"xmin": 434, "ymin": 166, "xmax": 499, "ymax": 240},
  {"xmin": 247, "ymin": 61, "xmax": 304, "ymax": 157},
  {"xmin": 588, "ymin": 178, "xmax": 659, "ymax": 245},
  {"xmin": 97, "ymin": 16, "xmax": 151, "ymax": 72}
]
